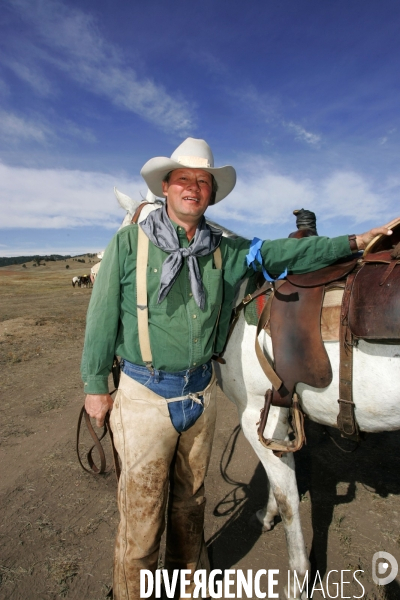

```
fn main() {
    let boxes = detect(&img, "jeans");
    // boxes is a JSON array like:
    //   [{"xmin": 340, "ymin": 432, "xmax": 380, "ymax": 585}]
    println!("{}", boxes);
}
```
[{"xmin": 121, "ymin": 359, "xmax": 212, "ymax": 433}]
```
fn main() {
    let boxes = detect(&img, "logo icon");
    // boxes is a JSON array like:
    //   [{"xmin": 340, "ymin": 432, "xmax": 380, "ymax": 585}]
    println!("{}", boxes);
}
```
[{"xmin": 372, "ymin": 551, "xmax": 398, "ymax": 585}]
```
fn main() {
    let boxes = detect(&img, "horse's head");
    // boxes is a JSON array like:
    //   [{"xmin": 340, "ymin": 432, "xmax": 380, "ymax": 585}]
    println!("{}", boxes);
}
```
[{"xmin": 114, "ymin": 187, "xmax": 163, "ymax": 229}]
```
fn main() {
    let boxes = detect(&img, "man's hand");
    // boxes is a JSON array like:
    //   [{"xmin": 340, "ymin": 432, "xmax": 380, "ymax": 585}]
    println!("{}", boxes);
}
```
[
  {"xmin": 356, "ymin": 223, "xmax": 393, "ymax": 251},
  {"xmin": 85, "ymin": 394, "xmax": 114, "ymax": 427}
]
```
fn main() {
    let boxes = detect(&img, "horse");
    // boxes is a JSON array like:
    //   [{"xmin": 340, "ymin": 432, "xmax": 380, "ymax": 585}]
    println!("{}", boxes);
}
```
[
  {"xmin": 113, "ymin": 189, "xmax": 400, "ymax": 598},
  {"xmin": 72, "ymin": 276, "xmax": 80, "ymax": 287},
  {"xmin": 79, "ymin": 275, "xmax": 91, "ymax": 288}
]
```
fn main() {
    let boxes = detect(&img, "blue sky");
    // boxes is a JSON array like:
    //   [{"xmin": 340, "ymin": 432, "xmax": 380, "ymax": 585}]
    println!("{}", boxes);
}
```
[{"xmin": 1, "ymin": 0, "xmax": 399, "ymax": 256}]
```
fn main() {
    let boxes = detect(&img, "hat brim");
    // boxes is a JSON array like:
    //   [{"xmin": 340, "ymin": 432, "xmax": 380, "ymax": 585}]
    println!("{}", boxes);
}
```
[{"xmin": 140, "ymin": 157, "xmax": 236, "ymax": 203}]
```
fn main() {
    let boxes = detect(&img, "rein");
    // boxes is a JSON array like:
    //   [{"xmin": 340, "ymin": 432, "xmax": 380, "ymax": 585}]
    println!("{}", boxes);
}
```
[
  {"xmin": 76, "ymin": 402, "xmax": 121, "ymax": 479},
  {"xmin": 76, "ymin": 355, "xmax": 122, "ymax": 480}
]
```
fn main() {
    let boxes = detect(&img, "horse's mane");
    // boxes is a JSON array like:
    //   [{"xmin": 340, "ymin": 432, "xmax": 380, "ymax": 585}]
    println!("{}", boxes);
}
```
[{"xmin": 206, "ymin": 218, "xmax": 242, "ymax": 240}]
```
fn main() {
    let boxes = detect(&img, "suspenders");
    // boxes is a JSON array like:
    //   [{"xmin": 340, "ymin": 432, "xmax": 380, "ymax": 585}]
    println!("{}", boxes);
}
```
[
  {"xmin": 136, "ymin": 226, "xmax": 153, "ymax": 369},
  {"xmin": 136, "ymin": 226, "xmax": 222, "ymax": 370}
]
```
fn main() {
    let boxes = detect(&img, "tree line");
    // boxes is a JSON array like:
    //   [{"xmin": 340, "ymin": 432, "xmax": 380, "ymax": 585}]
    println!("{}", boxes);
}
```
[{"xmin": 0, "ymin": 253, "xmax": 97, "ymax": 268}]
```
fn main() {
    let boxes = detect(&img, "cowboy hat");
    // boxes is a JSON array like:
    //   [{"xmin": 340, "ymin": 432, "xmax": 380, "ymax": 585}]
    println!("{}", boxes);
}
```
[{"xmin": 140, "ymin": 137, "xmax": 236, "ymax": 203}]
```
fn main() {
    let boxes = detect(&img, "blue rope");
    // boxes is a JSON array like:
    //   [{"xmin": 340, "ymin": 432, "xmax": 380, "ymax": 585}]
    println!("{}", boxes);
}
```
[{"xmin": 246, "ymin": 238, "xmax": 287, "ymax": 282}]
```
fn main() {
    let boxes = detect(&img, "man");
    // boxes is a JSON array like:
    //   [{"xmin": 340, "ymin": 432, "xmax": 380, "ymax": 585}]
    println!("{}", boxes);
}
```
[{"xmin": 81, "ymin": 138, "xmax": 391, "ymax": 599}]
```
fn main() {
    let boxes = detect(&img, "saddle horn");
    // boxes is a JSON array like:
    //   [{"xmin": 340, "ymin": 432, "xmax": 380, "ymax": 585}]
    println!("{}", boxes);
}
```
[{"xmin": 289, "ymin": 208, "xmax": 318, "ymax": 238}]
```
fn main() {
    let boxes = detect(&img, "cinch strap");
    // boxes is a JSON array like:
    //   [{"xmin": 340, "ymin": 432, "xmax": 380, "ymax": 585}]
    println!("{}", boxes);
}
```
[
  {"xmin": 246, "ymin": 237, "xmax": 287, "ymax": 282},
  {"xmin": 136, "ymin": 228, "xmax": 222, "ymax": 371}
]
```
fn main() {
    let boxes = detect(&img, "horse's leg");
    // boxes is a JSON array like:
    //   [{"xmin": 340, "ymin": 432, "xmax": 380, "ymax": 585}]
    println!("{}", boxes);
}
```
[
  {"xmin": 239, "ymin": 405, "xmax": 310, "ymax": 599},
  {"xmin": 254, "ymin": 482, "xmax": 278, "ymax": 531}
]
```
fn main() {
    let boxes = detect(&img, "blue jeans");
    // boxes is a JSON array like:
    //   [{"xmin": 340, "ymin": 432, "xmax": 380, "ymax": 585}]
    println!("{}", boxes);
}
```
[{"xmin": 120, "ymin": 359, "xmax": 213, "ymax": 433}]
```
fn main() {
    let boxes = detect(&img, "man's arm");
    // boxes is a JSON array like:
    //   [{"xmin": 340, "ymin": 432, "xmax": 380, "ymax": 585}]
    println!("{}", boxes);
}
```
[
  {"xmin": 81, "ymin": 232, "xmax": 125, "ymax": 403},
  {"xmin": 258, "ymin": 224, "xmax": 393, "ymax": 276}
]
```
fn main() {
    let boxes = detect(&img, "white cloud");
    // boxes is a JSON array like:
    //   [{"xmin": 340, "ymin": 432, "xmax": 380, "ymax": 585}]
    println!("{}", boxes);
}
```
[
  {"xmin": 384, "ymin": 176, "xmax": 400, "ymax": 192},
  {"xmin": 0, "ymin": 76, "xmax": 10, "ymax": 97},
  {"xmin": 320, "ymin": 172, "xmax": 386, "ymax": 222},
  {"xmin": 379, "ymin": 128, "xmax": 396, "ymax": 145},
  {"xmin": 5, "ymin": 0, "xmax": 194, "ymax": 134},
  {"xmin": 229, "ymin": 85, "xmax": 321, "ymax": 147},
  {"xmin": 0, "ymin": 160, "xmax": 391, "ymax": 237},
  {"xmin": 285, "ymin": 121, "xmax": 321, "ymax": 146},
  {"xmin": 0, "ymin": 108, "xmax": 98, "ymax": 146},
  {"xmin": 0, "ymin": 162, "xmax": 146, "ymax": 229},
  {"xmin": 210, "ymin": 171, "xmax": 315, "ymax": 227},
  {"xmin": 4, "ymin": 59, "xmax": 54, "ymax": 97},
  {"xmin": 0, "ymin": 109, "xmax": 53, "ymax": 142},
  {"xmin": 232, "ymin": 85, "xmax": 280, "ymax": 121},
  {"xmin": 192, "ymin": 50, "xmax": 230, "ymax": 77},
  {"xmin": 208, "ymin": 164, "xmax": 389, "ymax": 228},
  {"xmin": 63, "ymin": 120, "xmax": 97, "ymax": 143}
]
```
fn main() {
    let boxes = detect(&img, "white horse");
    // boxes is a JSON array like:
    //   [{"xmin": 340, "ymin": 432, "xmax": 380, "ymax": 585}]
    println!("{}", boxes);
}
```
[{"xmin": 113, "ymin": 189, "xmax": 400, "ymax": 598}]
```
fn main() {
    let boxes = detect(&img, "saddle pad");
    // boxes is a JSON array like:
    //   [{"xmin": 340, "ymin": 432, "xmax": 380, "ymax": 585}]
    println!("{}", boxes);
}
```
[
  {"xmin": 321, "ymin": 288, "xmax": 343, "ymax": 342},
  {"xmin": 270, "ymin": 281, "xmax": 333, "ymax": 406},
  {"xmin": 348, "ymin": 263, "xmax": 400, "ymax": 339}
]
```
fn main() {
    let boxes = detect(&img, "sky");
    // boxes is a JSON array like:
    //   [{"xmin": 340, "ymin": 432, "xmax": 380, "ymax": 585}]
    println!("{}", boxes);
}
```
[{"xmin": 1, "ymin": 0, "xmax": 399, "ymax": 256}]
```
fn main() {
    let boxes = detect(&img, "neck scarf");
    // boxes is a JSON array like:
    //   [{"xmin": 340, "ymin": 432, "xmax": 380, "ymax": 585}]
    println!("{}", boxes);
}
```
[{"xmin": 140, "ymin": 205, "xmax": 222, "ymax": 310}]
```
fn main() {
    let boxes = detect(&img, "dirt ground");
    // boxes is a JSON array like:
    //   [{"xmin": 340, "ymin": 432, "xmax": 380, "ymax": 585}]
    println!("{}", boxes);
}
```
[{"xmin": 1, "ymin": 259, "xmax": 399, "ymax": 600}]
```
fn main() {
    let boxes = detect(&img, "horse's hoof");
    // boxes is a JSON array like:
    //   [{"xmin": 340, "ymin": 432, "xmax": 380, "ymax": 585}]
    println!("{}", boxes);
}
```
[{"xmin": 248, "ymin": 512, "xmax": 274, "ymax": 532}]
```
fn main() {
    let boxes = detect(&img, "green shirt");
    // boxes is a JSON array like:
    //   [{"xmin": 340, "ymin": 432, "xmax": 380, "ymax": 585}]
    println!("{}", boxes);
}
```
[{"xmin": 81, "ymin": 221, "xmax": 352, "ymax": 394}]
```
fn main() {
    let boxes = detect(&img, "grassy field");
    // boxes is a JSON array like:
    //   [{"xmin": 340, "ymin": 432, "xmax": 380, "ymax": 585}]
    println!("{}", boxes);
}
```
[{"xmin": 1, "ymin": 259, "xmax": 399, "ymax": 599}]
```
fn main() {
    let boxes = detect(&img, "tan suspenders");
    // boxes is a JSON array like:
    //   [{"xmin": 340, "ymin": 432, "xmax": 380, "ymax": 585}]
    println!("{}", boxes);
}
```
[
  {"xmin": 136, "ymin": 226, "xmax": 222, "ymax": 370},
  {"xmin": 136, "ymin": 226, "xmax": 153, "ymax": 368},
  {"xmin": 213, "ymin": 244, "xmax": 222, "ymax": 270}
]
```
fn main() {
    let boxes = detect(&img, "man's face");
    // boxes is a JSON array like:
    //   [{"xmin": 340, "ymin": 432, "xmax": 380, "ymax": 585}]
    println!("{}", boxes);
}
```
[{"xmin": 162, "ymin": 168, "xmax": 213, "ymax": 224}]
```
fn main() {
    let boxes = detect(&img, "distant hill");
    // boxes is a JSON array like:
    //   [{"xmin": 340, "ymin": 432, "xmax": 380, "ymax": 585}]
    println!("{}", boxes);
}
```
[{"xmin": 0, "ymin": 253, "xmax": 96, "ymax": 267}]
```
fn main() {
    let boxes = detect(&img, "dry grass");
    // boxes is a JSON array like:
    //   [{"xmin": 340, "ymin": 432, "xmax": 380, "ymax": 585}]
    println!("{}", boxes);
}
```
[
  {"xmin": 45, "ymin": 553, "xmax": 81, "ymax": 596},
  {"xmin": 0, "ymin": 564, "xmax": 34, "ymax": 586}
]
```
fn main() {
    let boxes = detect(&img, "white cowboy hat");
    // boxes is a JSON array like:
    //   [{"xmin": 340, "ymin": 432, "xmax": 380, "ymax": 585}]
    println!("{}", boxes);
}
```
[{"xmin": 140, "ymin": 137, "xmax": 236, "ymax": 203}]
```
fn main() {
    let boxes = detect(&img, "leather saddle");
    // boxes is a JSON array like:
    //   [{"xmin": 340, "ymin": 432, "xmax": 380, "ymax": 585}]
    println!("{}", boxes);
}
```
[
  {"xmin": 269, "ymin": 256, "xmax": 359, "ymax": 407},
  {"xmin": 267, "ymin": 223, "xmax": 400, "ymax": 409}
]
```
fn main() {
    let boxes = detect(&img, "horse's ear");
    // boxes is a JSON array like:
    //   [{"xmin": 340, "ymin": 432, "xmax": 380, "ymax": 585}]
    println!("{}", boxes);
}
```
[
  {"xmin": 114, "ymin": 187, "xmax": 141, "ymax": 214},
  {"xmin": 145, "ymin": 189, "xmax": 157, "ymax": 203}
]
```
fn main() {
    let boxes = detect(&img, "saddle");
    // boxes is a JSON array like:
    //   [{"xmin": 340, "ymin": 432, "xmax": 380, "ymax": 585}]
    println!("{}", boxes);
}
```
[
  {"xmin": 271, "ymin": 256, "xmax": 360, "ymax": 407},
  {"xmin": 255, "ymin": 219, "xmax": 400, "ymax": 451}
]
